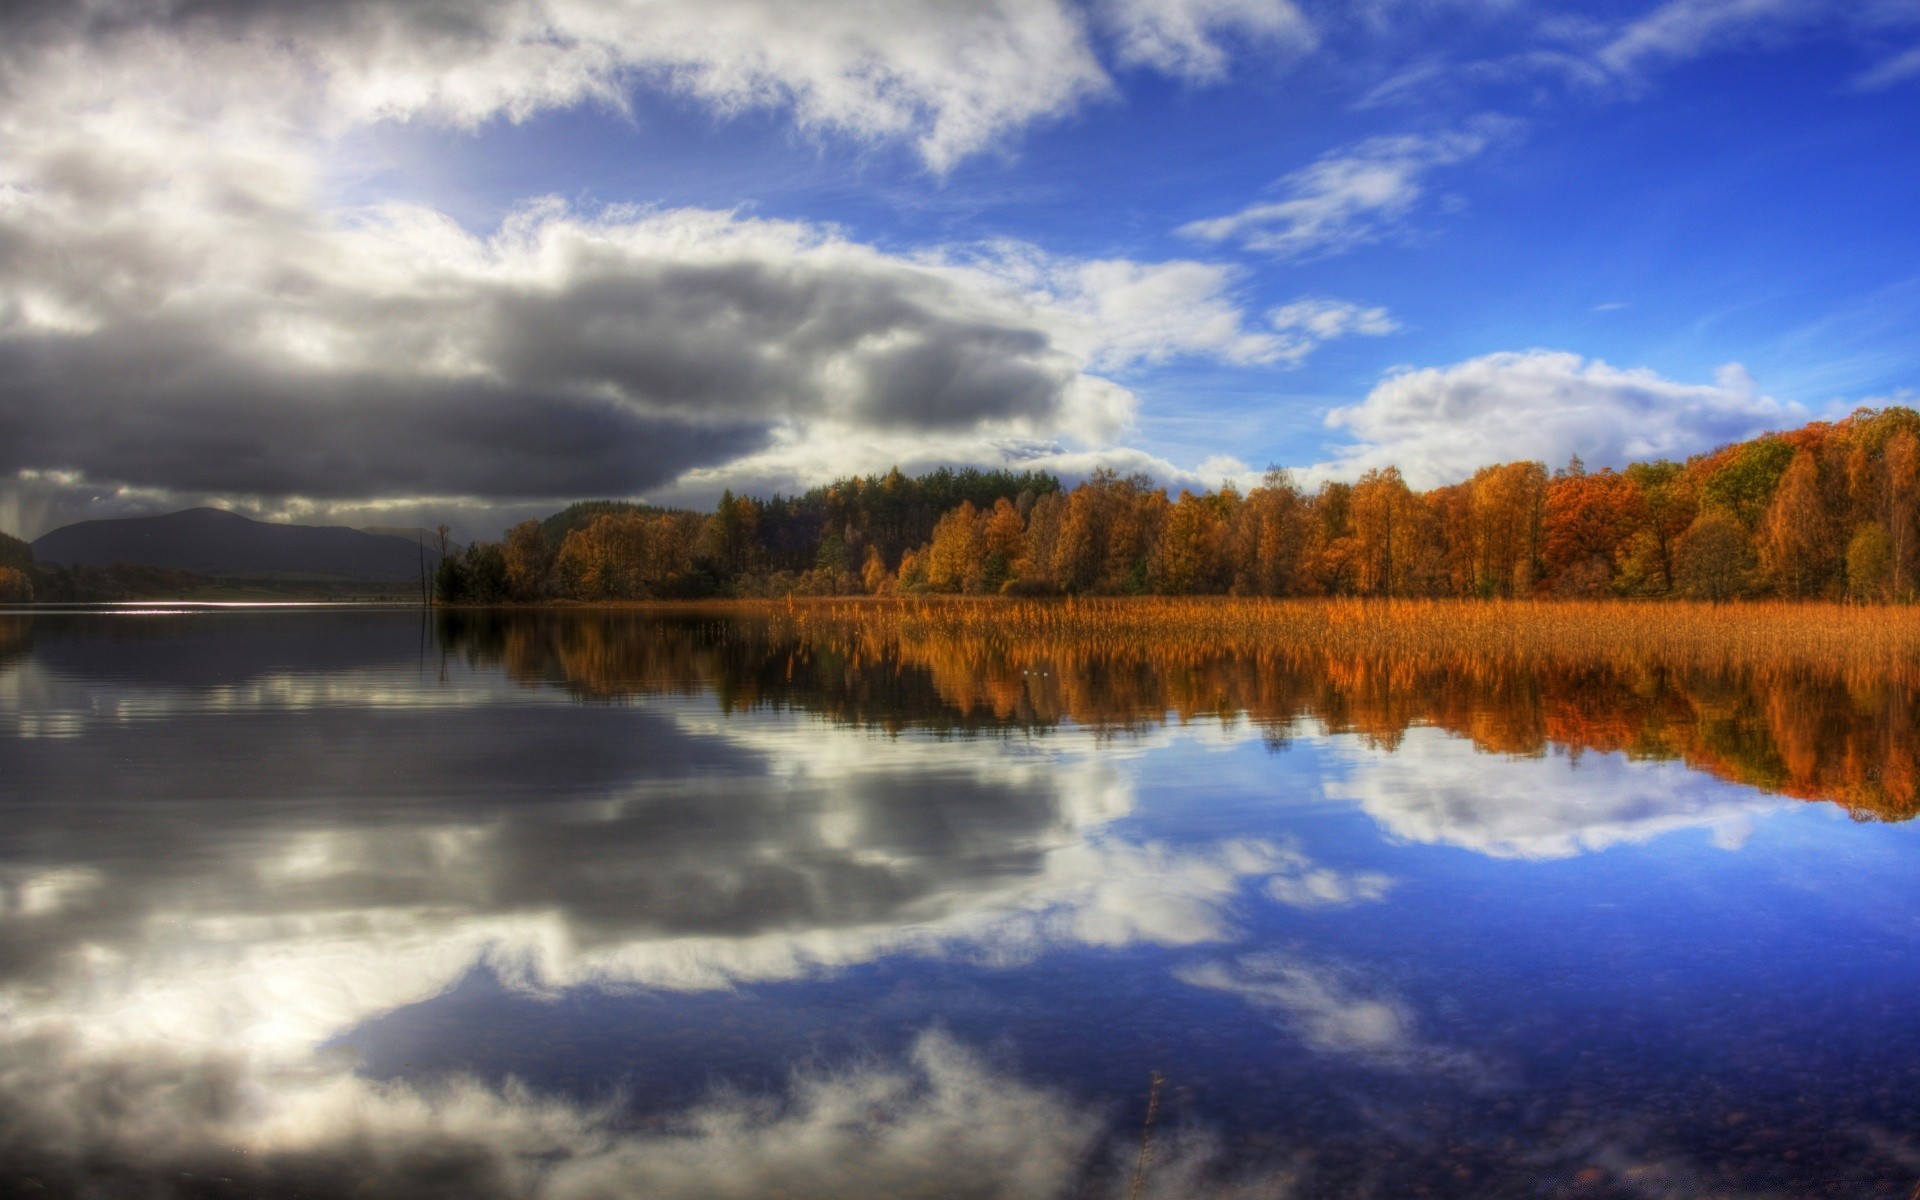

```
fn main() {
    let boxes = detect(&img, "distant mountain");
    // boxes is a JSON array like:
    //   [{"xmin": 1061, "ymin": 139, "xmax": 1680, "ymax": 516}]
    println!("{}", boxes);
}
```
[
  {"xmin": 357, "ymin": 525, "xmax": 464, "ymax": 554},
  {"xmin": 32, "ymin": 509, "xmax": 444, "ymax": 582}
]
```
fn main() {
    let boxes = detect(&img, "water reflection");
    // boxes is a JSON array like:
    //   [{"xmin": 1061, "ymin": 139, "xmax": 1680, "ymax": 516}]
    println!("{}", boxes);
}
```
[
  {"xmin": 440, "ymin": 609, "xmax": 1920, "ymax": 821},
  {"xmin": 1, "ymin": 609, "xmax": 1918, "ymax": 1197}
]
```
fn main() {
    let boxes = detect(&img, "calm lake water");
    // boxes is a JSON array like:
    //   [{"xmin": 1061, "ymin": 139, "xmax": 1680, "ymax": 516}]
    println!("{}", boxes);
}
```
[{"xmin": 2, "ymin": 608, "xmax": 1918, "ymax": 1198}]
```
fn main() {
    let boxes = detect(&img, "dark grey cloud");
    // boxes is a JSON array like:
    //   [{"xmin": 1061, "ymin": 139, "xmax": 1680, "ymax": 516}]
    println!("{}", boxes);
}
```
[
  {"xmin": 0, "ymin": 0, "xmax": 1303, "ymax": 531},
  {"xmin": 0, "ymin": 209, "xmax": 1094, "ymax": 504},
  {"xmin": 0, "ymin": 335, "xmax": 769, "ymax": 500}
]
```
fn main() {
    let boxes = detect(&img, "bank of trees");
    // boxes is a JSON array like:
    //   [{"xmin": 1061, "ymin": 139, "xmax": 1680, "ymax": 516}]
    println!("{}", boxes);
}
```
[{"xmin": 436, "ymin": 407, "xmax": 1920, "ymax": 603}]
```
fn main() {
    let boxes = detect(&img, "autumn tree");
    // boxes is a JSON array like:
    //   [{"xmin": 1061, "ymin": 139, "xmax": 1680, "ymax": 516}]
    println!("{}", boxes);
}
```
[
  {"xmin": 1229, "ymin": 469, "xmax": 1309, "ymax": 595},
  {"xmin": 861, "ymin": 544, "xmax": 892, "ymax": 594},
  {"xmin": 925, "ymin": 501, "xmax": 982, "ymax": 593},
  {"xmin": 1102, "ymin": 474, "xmax": 1165, "ymax": 593},
  {"xmin": 1617, "ymin": 460, "xmax": 1694, "ymax": 595},
  {"xmin": 1149, "ymin": 490, "xmax": 1228, "ymax": 594},
  {"xmin": 1846, "ymin": 524, "xmax": 1892, "ymax": 602},
  {"xmin": 501, "ymin": 520, "xmax": 553, "ymax": 601},
  {"xmin": 1758, "ymin": 450, "xmax": 1838, "ymax": 597},
  {"xmin": 1674, "ymin": 512, "xmax": 1755, "ymax": 600},
  {"xmin": 1542, "ymin": 467, "xmax": 1645, "ymax": 596},
  {"xmin": 1886, "ymin": 428, "xmax": 1918, "ymax": 599},
  {"xmin": 982, "ymin": 497, "xmax": 1026, "ymax": 592},
  {"xmin": 1302, "ymin": 481, "xmax": 1357, "ymax": 596},
  {"xmin": 1350, "ymin": 467, "xmax": 1418, "ymax": 596},
  {"xmin": 1469, "ymin": 461, "xmax": 1547, "ymax": 597},
  {"xmin": 1015, "ymin": 491, "xmax": 1066, "ymax": 592},
  {"xmin": 1700, "ymin": 437, "xmax": 1795, "ymax": 529}
]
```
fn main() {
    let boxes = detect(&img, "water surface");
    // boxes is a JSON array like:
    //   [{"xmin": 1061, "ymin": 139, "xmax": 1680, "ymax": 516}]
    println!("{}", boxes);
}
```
[{"xmin": 2, "ymin": 608, "xmax": 1918, "ymax": 1198}]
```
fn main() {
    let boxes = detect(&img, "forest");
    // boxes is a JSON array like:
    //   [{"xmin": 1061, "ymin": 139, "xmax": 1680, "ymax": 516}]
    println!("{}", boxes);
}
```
[{"xmin": 435, "ymin": 406, "xmax": 1920, "ymax": 604}]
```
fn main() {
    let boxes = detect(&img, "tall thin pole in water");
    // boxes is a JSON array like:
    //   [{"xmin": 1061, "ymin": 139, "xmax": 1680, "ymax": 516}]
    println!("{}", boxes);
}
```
[{"xmin": 1127, "ymin": 1070, "xmax": 1164, "ymax": 1200}]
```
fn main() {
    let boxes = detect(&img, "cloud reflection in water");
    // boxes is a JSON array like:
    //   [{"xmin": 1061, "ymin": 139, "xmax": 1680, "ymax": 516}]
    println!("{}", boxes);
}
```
[{"xmin": 2, "ymin": 611, "xmax": 1906, "ymax": 1196}]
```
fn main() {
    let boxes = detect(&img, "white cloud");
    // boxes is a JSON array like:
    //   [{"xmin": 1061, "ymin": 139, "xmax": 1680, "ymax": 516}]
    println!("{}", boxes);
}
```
[
  {"xmin": 1312, "ymin": 349, "xmax": 1804, "ymax": 488},
  {"xmin": 1598, "ymin": 0, "xmax": 1813, "ymax": 78},
  {"xmin": 1098, "ymin": 0, "xmax": 1314, "ymax": 81},
  {"xmin": 951, "ymin": 242, "xmax": 1290, "ymax": 370},
  {"xmin": 650, "ymin": 423, "xmax": 1249, "ymax": 509},
  {"xmin": 0, "ymin": 0, "xmax": 1303, "ymax": 175},
  {"xmin": 1177, "ymin": 120, "xmax": 1515, "ymax": 258},
  {"xmin": 1324, "ymin": 727, "xmax": 1792, "ymax": 860},
  {"xmin": 1855, "ymin": 41, "xmax": 1920, "ymax": 89},
  {"xmin": 1268, "ymin": 297, "xmax": 1399, "ymax": 363},
  {"xmin": 1593, "ymin": 0, "xmax": 1920, "ymax": 89}
]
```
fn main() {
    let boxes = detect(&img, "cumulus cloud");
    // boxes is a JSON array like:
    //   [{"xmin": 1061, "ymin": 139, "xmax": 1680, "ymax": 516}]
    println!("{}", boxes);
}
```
[
  {"xmin": 969, "ymin": 243, "xmax": 1289, "ymax": 370},
  {"xmin": 0, "ymin": 0, "xmax": 1313, "ymax": 535},
  {"xmin": 1177, "ymin": 119, "xmax": 1515, "ymax": 257},
  {"xmin": 0, "ymin": 177, "xmax": 1142, "ymax": 497},
  {"xmin": 1324, "ymin": 727, "xmax": 1791, "ymax": 860},
  {"xmin": 1313, "ymin": 349, "xmax": 1803, "ymax": 488}
]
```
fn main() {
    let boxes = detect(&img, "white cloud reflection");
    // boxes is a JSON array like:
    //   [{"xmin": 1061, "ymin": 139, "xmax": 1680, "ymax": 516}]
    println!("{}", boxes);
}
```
[
  {"xmin": 1176, "ymin": 952, "xmax": 1484, "ymax": 1077},
  {"xmin": 1324, "ymin": 725, "xmax": 1791, "ymax": 859},
  {"xmin": 0, "ymin": 660, "xmax": 1393, "ymax": 1196}
]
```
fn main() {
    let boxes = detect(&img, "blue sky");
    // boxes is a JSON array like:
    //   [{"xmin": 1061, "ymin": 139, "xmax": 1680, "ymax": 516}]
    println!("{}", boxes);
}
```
[{"xmin": 1, "ymin": 0, "xmax": 1917, "ymax": 536}]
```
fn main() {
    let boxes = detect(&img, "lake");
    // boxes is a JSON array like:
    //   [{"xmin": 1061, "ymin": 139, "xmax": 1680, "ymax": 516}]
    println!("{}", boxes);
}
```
[{"xmin": 2, "ymin": 607, "xmax": 1918, "ymax": 1198}]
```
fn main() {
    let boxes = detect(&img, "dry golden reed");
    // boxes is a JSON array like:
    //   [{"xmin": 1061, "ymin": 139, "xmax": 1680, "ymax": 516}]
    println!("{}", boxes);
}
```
[{"xmin": 605, "ymin": 596, "xmax": 1920, "ymax": 677}]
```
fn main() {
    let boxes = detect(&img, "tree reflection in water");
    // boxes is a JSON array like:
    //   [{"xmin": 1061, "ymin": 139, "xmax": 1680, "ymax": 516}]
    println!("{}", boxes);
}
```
[{"xmin": 438, "ymin": 609, "xmax": 1918, "ymax": 823}]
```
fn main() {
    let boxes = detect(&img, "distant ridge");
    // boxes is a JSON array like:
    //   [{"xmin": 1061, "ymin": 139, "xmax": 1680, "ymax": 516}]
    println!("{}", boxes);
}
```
[{"xmin": 32, "ymin": 508, "xmax": 445, "ymax": 582}]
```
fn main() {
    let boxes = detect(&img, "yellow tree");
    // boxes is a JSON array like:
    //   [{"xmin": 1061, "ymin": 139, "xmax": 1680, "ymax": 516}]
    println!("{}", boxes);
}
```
[
  {"xmin": 1230, "ymin": 469, "xmax": 1308, "ymax": 595},
  {"xmin": 925, "ymin": 501, "xmax": 981, "ymax": 593},
  {"xmin": 1148, "ymin": 490, "xmax": 1226, "ymax": 594},
  {"xmin": 1886, "ymin": 428, "xmax": 1918, "ymax": 599},
  {"xmin": 861, "ymin": 544, "xmax": 892, "ymax": 594},
  {"xmin": 1426, "ymin": 482, "xmax": 1477, "ymax": 598},
  {"xmin": 1469, "ymin": 462, "xmax": 1546, "ymax": 597},
  {"xmin": 1758, "ymin": 450, "xmax": 1835, "ymax": 597},
  {"xmin": 982, "ymin": 498, "xmax": 1026, "ymax": 591},
  {"xmin": 1052, "ymin": 481, "xmax": 1106, "ymax": 592},
  {"xmin": 1017, "ymin": 491, "xmax": 1066, "ymax": 590},
  {"xmin": 1351, "ymin": 467, "xmax": 1417, "ymax": 596},
  {"xmin": 1101, "ymin": 475, "xmax": 1165, "ymax": 593}
]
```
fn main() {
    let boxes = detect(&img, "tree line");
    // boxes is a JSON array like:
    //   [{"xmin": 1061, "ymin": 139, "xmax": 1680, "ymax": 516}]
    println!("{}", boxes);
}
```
[{"xmin": 425, "ymin": 405, "xmax": 1915, "ymax": 603}]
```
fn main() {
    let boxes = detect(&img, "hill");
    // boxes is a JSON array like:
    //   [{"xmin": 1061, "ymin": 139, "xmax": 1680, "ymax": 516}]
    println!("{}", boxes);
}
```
[{"xmin": 32, "ymin": 508, "xmax": 444, "ymax": 583}]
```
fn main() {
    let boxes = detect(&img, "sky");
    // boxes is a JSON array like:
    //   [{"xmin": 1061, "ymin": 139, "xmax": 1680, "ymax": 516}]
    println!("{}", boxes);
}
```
[{"xmin": 1, "ymin": 0, "xmax": 1917, "ymax": 540}]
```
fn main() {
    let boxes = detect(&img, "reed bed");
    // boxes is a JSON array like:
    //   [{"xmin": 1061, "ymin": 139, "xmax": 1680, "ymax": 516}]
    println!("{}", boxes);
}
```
[{"xmin": 636, "ymin": 596, "xmax": 1920, "ymax": 676}]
